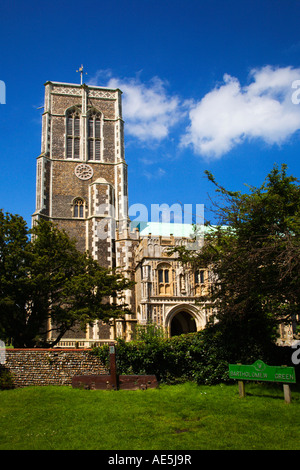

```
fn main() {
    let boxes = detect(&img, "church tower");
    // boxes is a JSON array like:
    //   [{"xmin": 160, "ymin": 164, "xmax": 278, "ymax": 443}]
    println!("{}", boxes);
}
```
[
  {"xmin": 32, "ymin": 78, "xmax": 136, "ymax": 345},
  {"xmin": 32, "ymin": 79, "xmax": 128, "ymax": 269}
]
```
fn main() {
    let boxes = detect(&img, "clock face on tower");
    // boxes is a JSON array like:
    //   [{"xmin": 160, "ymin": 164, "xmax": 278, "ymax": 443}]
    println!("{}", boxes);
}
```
[{"xmin": 74, "ymin": 163, "xmax": 93, "ymax": 180}]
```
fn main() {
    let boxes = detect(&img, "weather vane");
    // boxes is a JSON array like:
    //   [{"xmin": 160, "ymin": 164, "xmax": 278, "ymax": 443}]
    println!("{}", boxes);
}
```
[{"xmin": 76, "ymin": 65, "xmax": 87, "ymax": 84}]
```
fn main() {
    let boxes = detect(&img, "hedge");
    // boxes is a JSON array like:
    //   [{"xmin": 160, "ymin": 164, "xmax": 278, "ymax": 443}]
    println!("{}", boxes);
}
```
[
  {"xmin": 92, "ymin": 325, "xmax": 294, "ymax": 385},
  {"xmin": 92, "ymin": 331, "xmax": 230, "ymax": 385}
]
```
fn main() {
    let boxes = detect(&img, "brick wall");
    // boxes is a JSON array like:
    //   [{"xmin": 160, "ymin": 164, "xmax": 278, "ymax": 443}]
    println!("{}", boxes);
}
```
[{"xmin": 3, "ymin": 349, "xmax": 108, "ymax": 388}]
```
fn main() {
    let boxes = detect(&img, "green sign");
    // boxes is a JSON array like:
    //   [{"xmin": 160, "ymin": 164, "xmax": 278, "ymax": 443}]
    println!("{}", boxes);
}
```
[{"xmin": 229, "ymin": 360, "xmax": 296, "ymax": 384}]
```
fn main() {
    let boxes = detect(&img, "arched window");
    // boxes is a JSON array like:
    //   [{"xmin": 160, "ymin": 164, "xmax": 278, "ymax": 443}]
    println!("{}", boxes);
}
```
[
  {"xmin": 66, "ymin": 108, "xmax": 81, "ymax": 159},
  {"xmin": 73, "ymin": 198, "xmax": 85, "ymax": 218},
  {"xmin": 157, "ymin": 263, "xmax": 172, "ymax": 295},
  {"xmin": 195, "ymin": 269, "xmax": 205, "ymax": 284},
  {"xmin": 88, "ymin": 110, "xmax": 102, "ymax": 161},
  {"xmin": 194, "ymin": 269, "xmax": 205, "ymax": 296}
]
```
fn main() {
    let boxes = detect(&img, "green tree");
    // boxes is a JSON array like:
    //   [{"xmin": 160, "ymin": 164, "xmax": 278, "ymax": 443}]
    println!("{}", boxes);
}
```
[
  {"xmin": 0, "ymin": 213, "xmax": 134, "ymax": 347},
  {"xmin": 174, "ymin": 164, "xmax": 300, "ymax": 361},
  {"xmin": 0, "ymin": 211, "xmax": 31, "ymax": 346}
]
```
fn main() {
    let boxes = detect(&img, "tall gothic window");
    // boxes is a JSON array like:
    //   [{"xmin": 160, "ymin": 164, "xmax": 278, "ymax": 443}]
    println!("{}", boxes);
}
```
[
  {"xmin": 157, "ymin": 263, "xmax": 172, "ymax": 295},
  {"xmin": 195, "ymin": 270, "xmax": 205, "ymax": 284},
  {"xmin": 73, "ymin": 198, "xmax": 85, "ymax": 218},
  {"xmin": 66, "ymin": 109, "xmax": 80, "ymax": 159},
  {"xmin": 88, "ymin": 111, "xmax": 101, "ymax": 161},
  {"xmin": 194, "ymin": 269, "xmax": 205, "ymax": 296}
]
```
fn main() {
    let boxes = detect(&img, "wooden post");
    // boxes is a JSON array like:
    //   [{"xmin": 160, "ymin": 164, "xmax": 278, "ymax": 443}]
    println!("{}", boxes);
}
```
[
  {"xmin": 237, "ymin": 363, "xmax": 246, "ymax": 398},
  {"xmin": 283, "ymin": 384, "xmax": 292, "ymax": 404},
  {"xmin": 109, "ymin": 343, "xmax": 118, "ymax": 390},
  {"xmin": 238, "ymin": 380, "xmax": 246, "ymax": 398}
]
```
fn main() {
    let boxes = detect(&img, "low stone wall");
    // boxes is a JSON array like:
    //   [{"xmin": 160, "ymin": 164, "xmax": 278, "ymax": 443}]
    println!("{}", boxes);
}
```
[{"xmin": 2, "ymin": 349, "xmax": 108, "ymax": 388}]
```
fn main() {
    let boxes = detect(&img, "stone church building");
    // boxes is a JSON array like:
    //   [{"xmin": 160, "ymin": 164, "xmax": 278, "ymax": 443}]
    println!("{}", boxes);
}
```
[{"xmin": 34, "ymin": 79, "xmax": 293, "ymax": 348}]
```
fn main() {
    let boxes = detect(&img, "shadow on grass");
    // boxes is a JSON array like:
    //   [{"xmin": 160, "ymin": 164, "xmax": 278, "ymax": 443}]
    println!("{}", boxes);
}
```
[{"xmin": 235, "ymin": 382, "xmax": 300, "ymax": 401}]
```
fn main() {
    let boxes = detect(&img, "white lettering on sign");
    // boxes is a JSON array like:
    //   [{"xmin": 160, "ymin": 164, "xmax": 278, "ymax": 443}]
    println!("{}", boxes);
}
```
[{"xmin": 275, "ymin": 373, "xmax": 295, "ymax": 381}]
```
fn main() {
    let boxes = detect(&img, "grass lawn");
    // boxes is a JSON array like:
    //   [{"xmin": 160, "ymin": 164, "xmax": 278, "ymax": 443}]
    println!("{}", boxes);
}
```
[{"xmin": 0, "ymin": 382, "xmax": 299, "ymax": 450}]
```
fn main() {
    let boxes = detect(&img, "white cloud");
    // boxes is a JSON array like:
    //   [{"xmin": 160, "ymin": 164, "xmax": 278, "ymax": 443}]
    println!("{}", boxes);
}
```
[
  {"xmin": 181, "ymin": 66, "xmax": 300, "ymax": 159},
  {"xmin": 106, "ymin": 76, "xmax": 181, "ymax": 142},
  {"xmin": 143, "ymin": 167, "xmax": 166, "ymax": 180}
]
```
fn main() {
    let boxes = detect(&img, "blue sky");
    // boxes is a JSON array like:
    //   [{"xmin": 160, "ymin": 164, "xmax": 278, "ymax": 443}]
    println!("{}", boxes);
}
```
[{"xmin": 1, "ymin": 0, "xmax": 300, "ymax": 228}]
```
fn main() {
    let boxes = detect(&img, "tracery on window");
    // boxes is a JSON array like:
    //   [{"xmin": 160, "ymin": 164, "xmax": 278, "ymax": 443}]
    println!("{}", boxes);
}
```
[
  {"xmin": 157, "ymin": 263, "xmax": 172, "ymax": 295},
  {"xmin": 66, "ymin": 108, "xmax": 81, "ymax": 159},
  {"xmin": 88, "ymin": 110, "xmax": 102, "ymax": 161},
  {"xmin": 195, "ymin": 269, "xmax": 205, "ymax": 296},
  {"xmin": 195, "ymin": 269, "xmax": 205, "ymax": 284},
  {"xmin": 73, "ymin": 198, "xmax": 85, "ymax": 218}
]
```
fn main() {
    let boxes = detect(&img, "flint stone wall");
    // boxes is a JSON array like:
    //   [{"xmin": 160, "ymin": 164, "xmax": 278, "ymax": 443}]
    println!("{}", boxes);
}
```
[{"xmin": 3, "ymin": 349, "xmax": 108, "ymax": 388}]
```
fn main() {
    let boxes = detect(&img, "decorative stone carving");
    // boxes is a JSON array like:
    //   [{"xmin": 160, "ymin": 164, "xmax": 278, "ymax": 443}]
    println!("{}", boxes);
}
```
[{"xmin": 88, "ymin": 89, "xmax": 116, "ymax": 99}]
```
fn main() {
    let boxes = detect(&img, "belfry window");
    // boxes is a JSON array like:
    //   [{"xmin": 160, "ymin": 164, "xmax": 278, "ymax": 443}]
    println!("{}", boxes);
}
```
[
  {"xmin": 66, "ymin": 109, "xmax": 81, "ymax": 159},
  {"xmin": 88, "ymin": 111, "xmax": 101, "ymax": 160},
  {"xmin": 73, "ymin": 198, "xmax": 85, "ymax": 218}
]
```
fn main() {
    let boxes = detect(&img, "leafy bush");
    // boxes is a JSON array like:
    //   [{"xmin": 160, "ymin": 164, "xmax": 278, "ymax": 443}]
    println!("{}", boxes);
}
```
[
  {"xmin": 0, "ymin": 367, "xmax": 14, "ymax": 390},
  {"xmin": 93, "ymin": 330, "xmax": 231, "ymax": 385},
  {"xmin": 93, "ymin": 323, "xmax": 294, "ymax": 385},
  {"xmin": 133, "ymin": 323, "xmax": 166, "ymax": 341}
]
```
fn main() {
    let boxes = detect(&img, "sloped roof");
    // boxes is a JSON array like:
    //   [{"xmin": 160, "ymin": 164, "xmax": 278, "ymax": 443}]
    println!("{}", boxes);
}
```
[{"xmin": 130, "ymin": 221, "xmax": 211, "ymax": 238}]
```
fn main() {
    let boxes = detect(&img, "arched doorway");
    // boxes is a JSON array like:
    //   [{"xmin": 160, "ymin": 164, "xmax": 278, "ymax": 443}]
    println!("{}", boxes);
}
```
[{"xmin": 170, "ymin": 311, "xmax": 197, "ymax": 336}]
